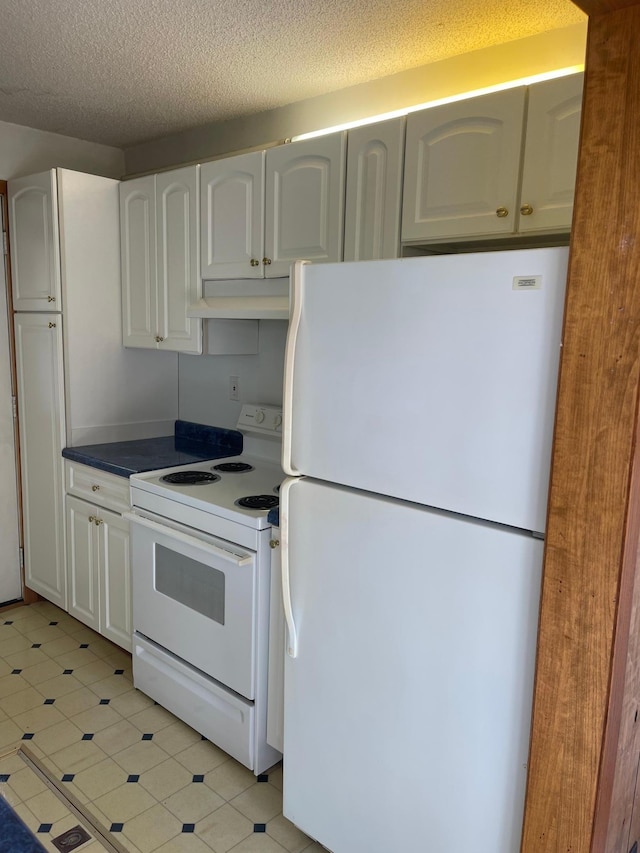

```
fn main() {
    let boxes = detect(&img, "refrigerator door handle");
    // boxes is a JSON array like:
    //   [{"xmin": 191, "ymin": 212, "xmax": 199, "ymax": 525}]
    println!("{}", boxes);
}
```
[
  {"xmin": 282, "ymin": 260, "xmax": 309, "ymax": 477},
  {"xmin": 280, "ymin": 477, "xmax": 298, "ymax": 658}
]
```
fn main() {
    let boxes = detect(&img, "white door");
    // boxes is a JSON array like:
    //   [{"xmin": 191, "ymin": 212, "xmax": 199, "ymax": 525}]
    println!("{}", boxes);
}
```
[
  {"xmin": 284, "ymin": 249, "xmax": 567, "ymax": 533},
  {"xmin": 402, "ymin": 88, "xmax": 526, "ymax": 241},
  {"xmin": 281, "ymin": 476, "xmax": 543, "ymax": 853},
  {"xmin": 344, "ymin": 117, "xmax": 405, "ymax": 261},
  {"xmin": 100, "ymin": 508, "xmax": 131, "ymax": 651},
  {"xmin": 518, "ymin": 73, "xmax": 583, "ymax": 234},
  {"xmin": 0, "ymin": 228, "xmax": 21, "ymax": 603},
  {"xmin": 265, "ymin": 133, "xmax": 346, "ymax": 277},
  {"xmin": 120, "ymin": 175, "xmax": 157, "ymax": 348},
  {"xmin": 8, "ymin": 170, "xmax": 62, "ymax": 311},
  {"xmin": 156, "ymin": 166, "xmax": 202, "ymax": 353},
  {"xmin": 200, "ymin": 152, "xmax": 265, "ymax": 279},
  {"xmin": 66, "ymin": 495, "xmax": 100, "ymax": 631},
  {"xmin": 14, "ymin": 313, "xmax": 66, "ymax": 607}
]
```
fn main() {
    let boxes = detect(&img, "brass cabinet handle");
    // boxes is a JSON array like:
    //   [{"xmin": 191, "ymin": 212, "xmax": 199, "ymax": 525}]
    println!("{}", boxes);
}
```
[
  {"xmin": 88, "ymin": 515, "xmax": 95, "ymax": 523},
  {"xmin": 496, "ymin": 207, "xmax": 509, "ymax": 218},
  {"xmin": 47, "ymin": 296, "xmax": 56, "ymax": 302},
  {"xmin": 91, "ymin": 485, "xmax": 100, "ymax": 492},
  {"xmin": 250, "ymin": 258, "xmax": 260, "ymax": 267},
  {"xmin": 520, "ymin": 203, "xmax": 534, "ymax": 216},
  {"xmin": 155, "ymin": 335, "xmax": 164, "ymax": 343},
  {"xmin": 269, "ymin": 539, "xmax": 280, "ymax": 549},
  {"xmin": 48, "ymin": 322, "xmax": 56, "ymax": 328},
  {"xmin": 94, "ymin": 518, "xmax": 103, "ymax": 526},
  {"xmin": 262, "ymin": 257, "xmax": 272, "ymax": 265}
]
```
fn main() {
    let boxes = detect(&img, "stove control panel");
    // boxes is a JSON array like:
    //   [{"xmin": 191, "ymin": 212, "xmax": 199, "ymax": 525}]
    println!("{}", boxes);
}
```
[{"xmin": 237, "ymin": 404, "xmax": 283, "ymax": 437}]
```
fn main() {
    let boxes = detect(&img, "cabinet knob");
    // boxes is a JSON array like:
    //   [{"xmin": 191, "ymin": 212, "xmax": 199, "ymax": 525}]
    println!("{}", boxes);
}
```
[
  {"xmin": 155, "ymin": 335, "xmax": 164, "ymax": 343},
  {"xmin": 94, "ymin": 518, "xmax": 103, "ymax": 526},
  {"xmin": 91, "ymin": 484, "xmax": 100, "ymax": 492},
  {"xmin": 88, "ymin": 515, "xmax": 95, "ymax": 523},
  {"xmin": 48, "ymin": 322, "xmax": 56, "ymax": 328},
  {"xmin": 269, "ymin": 539, "xmax": 280, "ymax": 549},
  {"xmin": 520, "ymin": 203, "xmax": 534, "ymax": 216},
  {"xmin": 47, "ymin": 296, "xmax": 56, "ymax": 302},
  {"xmin": 262, "ymin": 257, "xmax": 272, "ymax": 266},
  {"xmin": 496, "ymin": 207, "xmax": 509, "ymax": 218},
  {"xmin": 250, "ymin": 258, "xmax": 260, "ymax": 267}
]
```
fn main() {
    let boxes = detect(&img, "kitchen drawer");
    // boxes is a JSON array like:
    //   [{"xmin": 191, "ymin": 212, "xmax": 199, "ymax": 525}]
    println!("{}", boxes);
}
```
[{"xmin": 65, "ymin": 460, "xmax": 130, "ymax": 514}]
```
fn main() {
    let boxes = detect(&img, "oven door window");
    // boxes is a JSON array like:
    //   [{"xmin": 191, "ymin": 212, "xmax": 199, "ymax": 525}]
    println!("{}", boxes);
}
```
[{"xmin": 155, "ymin": 545, "xmax": 225, "ymax": 624}]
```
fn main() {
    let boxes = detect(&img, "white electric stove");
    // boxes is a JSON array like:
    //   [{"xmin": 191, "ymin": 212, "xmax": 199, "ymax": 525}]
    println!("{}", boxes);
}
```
[{"xmin": 127, "ymin": 404, "xmax": 283, "ymax": 776}]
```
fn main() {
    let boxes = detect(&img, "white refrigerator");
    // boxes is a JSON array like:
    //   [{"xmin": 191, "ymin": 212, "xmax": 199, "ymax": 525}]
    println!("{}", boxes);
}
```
[{"xmin": 280, "ymin": 247, "xmax": 568, "ymax": 853}]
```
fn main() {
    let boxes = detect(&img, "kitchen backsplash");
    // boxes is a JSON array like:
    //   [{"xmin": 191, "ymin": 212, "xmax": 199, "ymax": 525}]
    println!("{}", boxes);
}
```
[{"xmin": 178, "ymin": 319, "xmax": 288, "ymax": 429}]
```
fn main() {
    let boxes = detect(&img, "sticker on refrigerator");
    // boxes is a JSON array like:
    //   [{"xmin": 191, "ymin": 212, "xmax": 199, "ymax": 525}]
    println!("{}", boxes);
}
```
[{"xmin": 512, "ymin": 275, "xmax": 542, "ymax": 291}]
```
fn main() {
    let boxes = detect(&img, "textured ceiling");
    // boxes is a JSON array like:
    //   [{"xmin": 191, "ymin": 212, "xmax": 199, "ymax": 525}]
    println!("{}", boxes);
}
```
[{"xmin": 0, "ymin": 0, "xmax": 585, "ymax": 149}]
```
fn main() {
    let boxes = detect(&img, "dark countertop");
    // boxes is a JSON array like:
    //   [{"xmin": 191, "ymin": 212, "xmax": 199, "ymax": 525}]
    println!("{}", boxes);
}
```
[{"xmin": 62, "ymin": 420, "xmax": 243, "ymax": 478}]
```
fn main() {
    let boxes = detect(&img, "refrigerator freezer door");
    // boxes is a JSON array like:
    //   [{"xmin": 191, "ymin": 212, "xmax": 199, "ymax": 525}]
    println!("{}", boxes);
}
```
[
  {"xmin": 282, "ymin": 476, "xmax": 543, "ymax": 853},
  {"xmin": 284, "ymin": 248, "xmax": 567, "ymax": 532}
]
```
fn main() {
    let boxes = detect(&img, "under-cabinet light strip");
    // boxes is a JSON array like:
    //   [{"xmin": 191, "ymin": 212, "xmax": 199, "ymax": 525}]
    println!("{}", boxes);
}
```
[{"xmin": 291, "ymin": 65, "xmax": 584, "ymax": 142}]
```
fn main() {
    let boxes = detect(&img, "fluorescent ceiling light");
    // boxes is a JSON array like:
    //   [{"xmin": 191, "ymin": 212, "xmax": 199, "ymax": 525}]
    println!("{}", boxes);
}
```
[{"xmin": 291, "ymin": 65, "xmax": 584, "ymax": 142}]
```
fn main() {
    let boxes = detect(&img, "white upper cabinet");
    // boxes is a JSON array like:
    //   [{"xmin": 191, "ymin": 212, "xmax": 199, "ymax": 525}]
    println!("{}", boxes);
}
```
[
  {"xmin": 344, "ymin": 118, "xmax": 405, "ymax": 261},
  {"xmin": 402, "ymin": 88, "xmax": 526, "ymax": 242},
  {"xmin": 9, "ymin": 170, "xmax": 62, "ymax": 311},
  {"xmin": 200, "ymin": 151, "xmax": 265, "ymax": 279},
  {"xmin": 120, "ymin": 175, "xmax": 157, "ymax": 348},
  {"xmin": 265, "ymin": 133, "xmax": 346, "ymax": 278},
  {"xmin": 156, "ymin": 166, "xmax": 201, "ymax": 352},
  {"xmin": 518, "ymin": 74, "xmax": 584, "ymax": 234},
  {"xmin": 121, "ymin": 166, "xmax": 201, "ymax": 353}
]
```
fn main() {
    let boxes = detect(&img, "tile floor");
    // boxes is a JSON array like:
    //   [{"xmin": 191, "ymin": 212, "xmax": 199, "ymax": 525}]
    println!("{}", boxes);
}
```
[{"xmin": 0, "ymin": 600, "xmax": 323, "ymax": 853}]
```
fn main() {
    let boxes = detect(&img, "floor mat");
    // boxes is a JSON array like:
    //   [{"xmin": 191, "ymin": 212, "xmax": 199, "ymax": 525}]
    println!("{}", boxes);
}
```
[{"xmin": 0, "ymin": 746, "xmax": 126, "ymax": 853}]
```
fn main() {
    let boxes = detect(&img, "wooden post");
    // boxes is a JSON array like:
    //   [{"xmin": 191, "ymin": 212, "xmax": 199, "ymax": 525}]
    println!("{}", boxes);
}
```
[{"xmin": 522, "ymin": 5, "xmax": 640, "ymax": 851}]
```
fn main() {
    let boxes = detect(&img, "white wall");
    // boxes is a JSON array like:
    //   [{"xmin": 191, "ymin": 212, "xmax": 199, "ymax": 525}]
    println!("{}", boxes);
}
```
[
  {"xmin": 178, "ymin": 320, "xmax": 288, "ymax": 429},
  {"xmin": 124, "ymin": 22, "xmax": 587, "ymax": 175},
  {"xmin": 0, "ymin": 119, "xmax": 124, "ymax": 180}
]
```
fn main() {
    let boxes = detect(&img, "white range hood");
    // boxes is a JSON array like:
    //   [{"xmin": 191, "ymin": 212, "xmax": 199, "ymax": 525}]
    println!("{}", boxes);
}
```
[{"xmin": 188, "ymin": 278, "xmax": 289, "ymax": 320}]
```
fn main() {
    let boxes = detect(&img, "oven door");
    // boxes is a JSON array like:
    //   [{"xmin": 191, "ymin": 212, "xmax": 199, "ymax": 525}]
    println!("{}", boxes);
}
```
[{"xmin": 128, "ymin": 510, "xmax": 257, "ymax": 700}]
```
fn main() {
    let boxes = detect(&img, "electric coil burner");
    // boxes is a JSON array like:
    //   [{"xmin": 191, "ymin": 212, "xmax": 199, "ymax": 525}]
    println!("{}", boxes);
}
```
[
  {"xmin": 236, "ymin": 494, "xmax": 279, "ymax": 510},
  {"xmin": 213, "ymin": 461, "xmax": 255, "ymax": 473},
  {"xmin": 161, "ymin": 470, "xmax": 220, "ymax": 485}
]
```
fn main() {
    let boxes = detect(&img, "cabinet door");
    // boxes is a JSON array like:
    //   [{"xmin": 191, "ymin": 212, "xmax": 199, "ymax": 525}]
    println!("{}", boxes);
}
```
[
  {"xmin": 518, "ymin": 74, "xmax": 583, "ymax": 235},
  {"xmin": 8, "ymin": 170, "xmax": 62, "ymax": 311},
  {"xmin": 200, "ymin": 152, "xmax": 265, "ymax": 279},
  {"xmin": 402, "ymin": 88, "xmax": 526, "ymax": 242},
  {"xmin": 100, "ymin": 508, "xmax": 131, "ymax": 652},
  {"xmin": 344, "ymin": 118, "xmax": 405, "ymax": 261},
  {"xmin": 156, "ymin": 166, "xmax": 202, "ymax": 353},
  {"xmin": 14, "ymin": 314, "xmax": 66, "ymax": 608},
  {"xmin": 265, "ymin": 134, "xmax": 346, "ymax": 278},
  {"xmin": 120, "ymin": 175, "xmax": 158, "ymax": 348},
  {"xmin": 66, "ymin": 496, "xmax": 100, "ymax": 631}
]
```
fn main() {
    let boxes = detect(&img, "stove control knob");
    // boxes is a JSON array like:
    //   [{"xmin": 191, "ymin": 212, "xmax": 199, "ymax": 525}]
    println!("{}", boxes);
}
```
[{"xmin": 255, "ymin": 410, "xmax": 265, "ymax": 424}]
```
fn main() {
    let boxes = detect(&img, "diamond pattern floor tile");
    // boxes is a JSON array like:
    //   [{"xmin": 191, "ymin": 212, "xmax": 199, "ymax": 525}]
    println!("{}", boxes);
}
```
[{"xmin": 0, "ymin": 602, "xmax": 307, "ymax": 853}]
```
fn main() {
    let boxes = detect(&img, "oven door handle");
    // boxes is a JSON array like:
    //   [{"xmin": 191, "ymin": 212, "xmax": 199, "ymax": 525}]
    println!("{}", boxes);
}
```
[{"xmin": 124, "ymin": 512, "xmax": 253, "ymax": 567}]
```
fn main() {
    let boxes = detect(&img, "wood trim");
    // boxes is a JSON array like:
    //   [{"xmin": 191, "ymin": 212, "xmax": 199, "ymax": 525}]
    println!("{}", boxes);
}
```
[
  {"xmin": 0, "ymin": 181, "xmax": 37, "ymax": 606},
  {"xmin": 571, "ymin": 0, "xmax": 639, "ymax": 16},
  {"xmin": 522, "ymin": 7, "xmax": 640, "ymax": 852}
]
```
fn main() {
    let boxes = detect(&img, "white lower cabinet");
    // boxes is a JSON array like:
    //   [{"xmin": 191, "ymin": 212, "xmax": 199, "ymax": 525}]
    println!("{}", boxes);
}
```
[
  {"xmin": 14, "ymin": 313, "xmax": 67, "ymax": 609},
  {"xmin": 65, "ymin": 462, "xmax": 132, "ymax": 651}
]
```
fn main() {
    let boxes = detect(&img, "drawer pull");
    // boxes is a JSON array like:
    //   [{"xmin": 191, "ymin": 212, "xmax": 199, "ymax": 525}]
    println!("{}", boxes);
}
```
[{"xmin": 91, "ymin": 485, "xmax": 100, "ymax": 492}]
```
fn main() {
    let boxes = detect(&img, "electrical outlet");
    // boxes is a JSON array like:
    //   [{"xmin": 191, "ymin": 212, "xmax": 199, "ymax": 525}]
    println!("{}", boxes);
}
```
[{"xmin": 229, "ymin": 375, "xmax": 240, "ymax": 401}]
